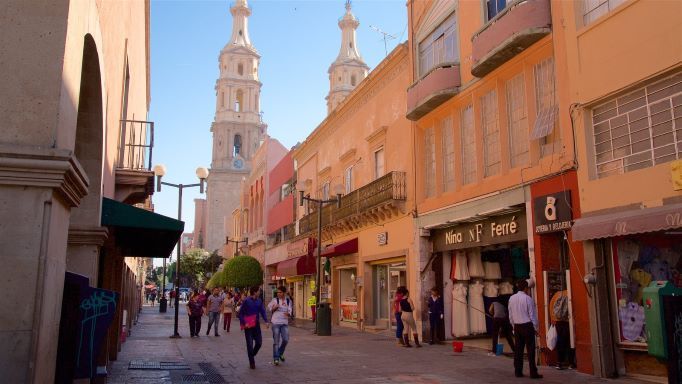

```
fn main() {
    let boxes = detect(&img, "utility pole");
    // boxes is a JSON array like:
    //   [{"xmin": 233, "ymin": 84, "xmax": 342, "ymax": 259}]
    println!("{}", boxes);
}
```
[{"xmin": 369, "ymin": 25, "xmax": 396, "ymax": 57}]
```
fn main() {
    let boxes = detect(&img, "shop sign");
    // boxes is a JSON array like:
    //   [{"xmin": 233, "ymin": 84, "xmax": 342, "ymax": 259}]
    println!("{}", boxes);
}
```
[
  {"xmin": 433, "ymin": 212, "xmax": 527, "ymax": 251},
  {"xmin": 287, "ymin": 237, "xmax": 316, "ymax": 258},
  {"xmin": 533, "ymin": 191, "xmax": 573, "ymax": 234},
  {"xmin": 377, "ymin": 232, "xmax": 388, "ymax": 246}
]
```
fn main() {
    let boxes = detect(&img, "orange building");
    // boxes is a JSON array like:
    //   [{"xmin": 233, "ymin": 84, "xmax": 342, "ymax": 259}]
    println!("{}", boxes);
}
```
[
  {"xmin": 292, "ymin": 43, "xmax": 415, "ymax": 332},
  {"xmin": 557, "ymin": 0, "xmax": 682, "ymax": 380},
  {"xmin": 406, "ymin": 0, "xmax": 591, "ymax": 372}
]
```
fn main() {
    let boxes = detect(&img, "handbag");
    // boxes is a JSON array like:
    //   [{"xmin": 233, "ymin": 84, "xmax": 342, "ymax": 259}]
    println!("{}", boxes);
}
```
[
  {"xmin": 546, "ymin": 324, "xmax": 557, "ymax": 351},
  {"xmin": 241, "ymin": 314, "xmax": 257, "ymax": 330}
]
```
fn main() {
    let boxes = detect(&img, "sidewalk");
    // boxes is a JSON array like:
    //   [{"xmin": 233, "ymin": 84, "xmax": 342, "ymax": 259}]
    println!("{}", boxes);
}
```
[{"xmin": 108, "ymin": 305, "xmax": 647, "ymax": 384}]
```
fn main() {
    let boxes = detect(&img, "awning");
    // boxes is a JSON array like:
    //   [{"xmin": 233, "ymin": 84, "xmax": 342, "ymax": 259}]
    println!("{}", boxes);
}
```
[
  {"xmin": 320, "ymin": 238, "xmax": 358, "ymax": 258},
  {"xmin": 276, "ymin": 255, "xmax": 316, "ymax": 277},
  {"xmin": 101, "ymin": 197, "xmax": 184, "ymax": 258},
  {"xmin": 572, "ymin": 203, "xmax": 682, "ymax": 241}
]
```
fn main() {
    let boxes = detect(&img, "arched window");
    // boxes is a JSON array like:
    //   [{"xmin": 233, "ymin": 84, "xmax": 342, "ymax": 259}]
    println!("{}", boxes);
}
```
[
  {"xmin": 233, "ymin": 134, "xmax": 242, "ymax": 156},
  {"xmin": 351, "ymin": 74, "xmax": 357, "ymax": 86},
  {"xmin": 235, "ymin": 89, "xmax": 244, "ymax": 112},
  {"xmin": 238, "ymin": 63, "xmax": 244, "ymax": 76}
]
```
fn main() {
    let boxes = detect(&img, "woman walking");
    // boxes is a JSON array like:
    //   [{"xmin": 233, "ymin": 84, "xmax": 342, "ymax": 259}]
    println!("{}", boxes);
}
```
[
  {"xmin": 400, "ymin": 289, "xmax": 421, "ymax": 347},
  {"xmin": 223, "ymin": 291, "xmax": 235, "ymax": 332},
  {"xmin": 187, "ymin": 290, "xmax": 205, "ymax": 337},
  {"xmin": 238, "ymin": 286, "xmax": 269, "ymax": 369},
  {"xmin": 394, "ymin": 286, "xmax": 405, "ymax": 346}
]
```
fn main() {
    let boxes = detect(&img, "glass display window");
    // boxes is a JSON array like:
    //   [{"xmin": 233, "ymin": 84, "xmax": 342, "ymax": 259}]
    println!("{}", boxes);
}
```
[{"xmin": 339, "ymin": 267, "xmax": 358, "ymax": 323}]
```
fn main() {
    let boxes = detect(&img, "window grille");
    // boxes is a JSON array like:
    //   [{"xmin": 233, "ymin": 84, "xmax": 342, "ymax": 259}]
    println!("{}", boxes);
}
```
[
  {"xmin": 507, "ymin": 74, "xmax": 530, "ymax": 167},
  {"xmin": 424, "ymin": 126, "xmax": 436, "ymax": 197},
  {"xmin": 532, "ymin": 58, "xmax": 558, "ymax": 141},
  {"xmin": 482, "ymin": 90, "xmax": 501, "ymax": 177},
  {"xmin": 418, "ymin": 13, "xmax": 458, "ymax": 77},
  {"xmin": 583, "ymin": 0, "xmax": 627, "ymax": 26},
  {"xmin": 442, "ymin": 117, "xmax": 455, "ymax": 192},
  {"xmin": 461, "ymin": 105, "xmax": 477, "ymax": 185},
  {"xmin": 591, "ymin": 71, "xmax": 682, "ymax": 179}
]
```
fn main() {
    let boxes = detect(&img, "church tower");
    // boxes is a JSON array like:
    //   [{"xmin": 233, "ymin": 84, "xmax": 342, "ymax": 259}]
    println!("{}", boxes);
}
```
[
  {"xmin": 206, "ymin": 0, "xmax": 266, "ymax": 254},
  {"xmin": 326, "ymin": 0, "xmax": 369, "ymax": 114}
]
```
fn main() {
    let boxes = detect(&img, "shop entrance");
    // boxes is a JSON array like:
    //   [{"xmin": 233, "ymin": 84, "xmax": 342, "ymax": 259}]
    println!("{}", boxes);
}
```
[
  {"xmin": 338, "ymin": 267, "xmax": 358, "ymax": 325},
  {"xmin": 372, "ymin": 262, "xmax": 406, "ymax": 329}
]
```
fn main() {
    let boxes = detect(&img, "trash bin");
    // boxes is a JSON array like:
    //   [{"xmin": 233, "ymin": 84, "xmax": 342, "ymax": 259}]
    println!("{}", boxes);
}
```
[
  {"xmin": 642, "ymin": 280, "xmax": 682, "ymax": 359},
  {"xmin": 317, "ymin": 302, "xmax": 332, "ymax": 336},
  {"xmin": 159, "ymin": 298, "xmax": 167, "ymax": 313}
]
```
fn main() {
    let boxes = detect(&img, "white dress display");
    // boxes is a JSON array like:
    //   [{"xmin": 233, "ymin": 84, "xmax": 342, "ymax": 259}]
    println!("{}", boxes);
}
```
[
  {"xmin": 468, "ymin": 280, "xmax": 487, "ymax": 334},
  {"xmin": 499, "ymin": 281, "xmax": 514, "ymax": 295},
  {"xmin": 452, "ymin": 251, "xmax": 470, "ymax": 281},
  {"xmin": 451, "ymin": 283, "xmax": 470, "ymax": 337},
  {"xmin": 468, "ymin": 249, "xmax": 485, "ymax": 278},
  {"xmin": 483, "ymin": 281, "xmax": 499, "ymax": 297},
  {"xmin": 483, "ymin": 261, "xmax": 502, "ymax": 280}
]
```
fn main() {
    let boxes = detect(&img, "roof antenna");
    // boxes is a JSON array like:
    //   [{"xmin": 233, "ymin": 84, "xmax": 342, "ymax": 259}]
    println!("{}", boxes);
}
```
[{"xmin": 369, "ymin": 25, "xmax": 396, "ymax": 57}]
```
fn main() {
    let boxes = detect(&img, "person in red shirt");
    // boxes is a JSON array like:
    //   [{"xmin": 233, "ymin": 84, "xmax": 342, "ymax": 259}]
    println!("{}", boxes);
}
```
[{"xmin": 394, "ymin": 286, "xmax": 405, "ymax": 346}]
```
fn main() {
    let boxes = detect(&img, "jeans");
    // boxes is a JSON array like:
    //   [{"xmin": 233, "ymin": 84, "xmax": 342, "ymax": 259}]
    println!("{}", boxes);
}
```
[
  {"xmin": 513, "ymin": 322, "xmax": 538, "ymax": 376},
  {"xmin": 207, "ymin": 312, "xmax": 220, "ymax": 335},
  {"xmin": 188, "ymin": 315, "xmax": 202, "ymax": 336},
  {"xmin": 395, "ymin": 312, "xmax": 403, "ymax": 339},
  {"xmin": 244, "ymin": 326, "xmax": 263, "ymax": 365},
  {"xmin": 429, "ymin": 314, "xmax": 442, "ymax": 343},
  {"xmin": 271, "ymin": 324, "xmax": 289, "ymax": 360}
]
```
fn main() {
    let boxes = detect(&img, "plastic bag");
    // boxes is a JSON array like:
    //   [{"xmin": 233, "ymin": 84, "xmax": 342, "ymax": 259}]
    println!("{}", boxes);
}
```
[{"xmin": 546, "ymin": 324, "xmax": 557, "ymax": 351}]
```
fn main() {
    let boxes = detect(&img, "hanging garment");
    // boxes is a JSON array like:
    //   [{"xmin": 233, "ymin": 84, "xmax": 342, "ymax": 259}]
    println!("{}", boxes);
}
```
[
  {"xmin": 483, "ymin": 281, "xmax": 499, "ymax": 298},
  {"xmin": 498, "ymin": 281, "xmax": 514, "ymax": 295},
  {"xmin": 451, "ymin": 251, "xmax": 470, "ymax": 281},
  {"xmin": 644, "ymin": 258, "xmax": 672, "ymax": 281},
  {"xmin": 660, "ymin": 248, "xmax": 681, "ymax": 271},
  {"xmin": 617, "ymin": 240, "xmax": 639, "ymax": 276},
  {"xmin": 618, "ymin": 302, "xmax": 645, "ymax": 342},
  {"xmin": 511, "ymin": 247, "xmax": 530, "ymax": 279},
  {"xmin": 483, "ymin": 262, "xmax": 502, "ymax": 279},
  {"xmin": 638, "ymin": 246, "xmax": 660, "ymax": 269},
  {"xmin": 468, "ymin": 249, "xmax": 485, "ymax": 278},
  {"xmin": 498, "ymin": 248, "xmax": 514, "ymax": 278},
  {"xmin": 451, "ymin": 283, "xmax": 470, "ymax": 337},
  {"xmin": 468, "ymin": 281, "xmax": 487, "ymax": 334},
  {"xmin": 482, "ymin": 281, "xmax": 499, "ymax": 334}
]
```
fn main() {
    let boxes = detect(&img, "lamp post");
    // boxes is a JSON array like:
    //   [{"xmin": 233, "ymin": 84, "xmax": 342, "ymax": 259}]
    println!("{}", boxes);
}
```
[
  {"xmin": 226, "ymin": 236, "xmax": 248, "ymax": 257},
  {"xmin": 296, "ymin": 181, "xmax": 343, "ymax": 335},
  {"xmin": 153, "ymin": 164, "xmax": 209, "ymax": 338}
]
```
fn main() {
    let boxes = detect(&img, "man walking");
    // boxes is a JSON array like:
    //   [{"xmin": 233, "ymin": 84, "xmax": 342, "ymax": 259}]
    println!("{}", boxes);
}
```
[
  {"xmin": 267, "ymin": 286, "xmax": 292, "ymax": 366},
  {"xmin": 206, "ymin": 288, "xmax": 224, "ymax": 336},
  {"xmin": 508, "ymin": 279, "xmax": 542, "ymax": 379}
]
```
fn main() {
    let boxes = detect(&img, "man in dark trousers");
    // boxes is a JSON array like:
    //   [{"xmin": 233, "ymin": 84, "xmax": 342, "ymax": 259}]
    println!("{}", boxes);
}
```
[
  {"xmin": 427, "ymin": 287, "xmax": 444, "ymax": 345},
  {"xmin": 508, "ymin": 279, "xmax": 542, "ymax": 379}
]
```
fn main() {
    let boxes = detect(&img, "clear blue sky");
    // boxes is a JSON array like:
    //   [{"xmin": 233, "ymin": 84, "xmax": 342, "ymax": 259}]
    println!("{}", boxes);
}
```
[{"xmin": 149, "ymin": 0, "xmax": 407, "ymax": 262}]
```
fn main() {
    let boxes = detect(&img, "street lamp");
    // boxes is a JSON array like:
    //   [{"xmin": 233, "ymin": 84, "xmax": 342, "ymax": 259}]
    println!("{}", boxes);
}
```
[
  {"xmin": 226, "ymin": 236, "xmax": 248, "ymax": 257},
  {"xmin": 296, "ymin": 180, "xmax": 343, "ymax": 335},
  {"xmin": 154, "ymin": 164, "xmax": 209, "ymax": 338}
]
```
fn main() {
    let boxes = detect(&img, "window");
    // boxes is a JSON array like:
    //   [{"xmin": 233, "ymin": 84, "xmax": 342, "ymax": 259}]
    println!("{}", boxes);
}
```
[
  {"xmin": 418, "ymin": 12, "xmax": 458, "ymax": 77},
  {"xmin": 507, "ymin": 74, "xmax": 529, "ymax": 167},
  {"xmin": 583, "ymin": 0, "xmax": 627, "ymax": 26},
  {"xmin": 442, "ymin": 117, "xmax": 455, "ymax": 191},
  {"xmin": 486, "ymin": 0, "xmax": 508, "ymax": 21},
  {"xmin": 344, "ymin": 167, "xmax": 353, "ymax": 194},
  {"xmin": 591, "ymin": 71, "xmax": 682, "ymax": 179},
  {"xmin": 220, "ymin": 91, "xmax": 225, "ymax": 108},
  {"xmin": 424, "ymin": 126, "xmax": 436, "ymax": 197},
  {"xmin": 461, "ymin": 105, "xmax": 477, "ymax": 185},
  {"xmin": 235, "ymin": 89, "xmax": 244, "ymax": 112},
  {"xmin": 351, "ymin": 74, "xmax": 357, "ymax": 86},
  {"xmin": 322, "ymin": 181, "xmax": 330, "ymax": 200},
  {"xmin": 233, "ymin": 134, "xmax": 242, "ymax": 156},
  {"xmin": 532, "ymin": 58, "xmax": 560, "ymax": 155},
  {"xmin": 481, "ymin": 90, "xmax": 501, "ymax": 177},
  {"xmin": 374, "ymin": 147, "xmax": 385, "ymax": 180},
  {"xmin": 238, "ymin": 63, "xmax": 244, "ymax": 76}
]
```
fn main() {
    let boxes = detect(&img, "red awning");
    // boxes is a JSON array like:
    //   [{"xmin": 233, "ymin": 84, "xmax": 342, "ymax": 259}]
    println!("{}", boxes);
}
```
[
  {"xmin": 276, "ymin": 255, "xmax": 316, "ymax": 277},
  {"xmin": 320, "ymin": 238, "xmax": 358, "ymax": 258}
]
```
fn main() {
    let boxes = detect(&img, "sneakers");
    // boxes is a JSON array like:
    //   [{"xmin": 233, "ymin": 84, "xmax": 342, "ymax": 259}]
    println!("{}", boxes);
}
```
[
  {"xmin": 487, "ymin": 352, "xmax": 496, "ymax": 356},
  {"xmin": 273, "ymin": 359, "xmax": 280, "ymax": 366},
  {"xmin": 279, "ymin": 354, "xmax": 285, "ymax": 362},
  {"xmin": 215, "ymin": 333, "xmax": 220, "ymax": 337}
]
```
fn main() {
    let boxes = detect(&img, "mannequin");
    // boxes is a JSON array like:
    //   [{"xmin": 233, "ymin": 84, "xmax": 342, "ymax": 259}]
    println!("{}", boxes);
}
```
[
  {"xmin": 468, "ymin": 280, "xmax": 486, "ymax": 334},
  {"xmin": 451, "ymin": 282, "xmax": 470, "ymax": 337}
]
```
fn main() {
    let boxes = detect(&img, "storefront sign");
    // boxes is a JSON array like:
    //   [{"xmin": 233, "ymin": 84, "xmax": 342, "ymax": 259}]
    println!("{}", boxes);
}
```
[
  {"xmin": 287, "ymin": 237, "xmax": 316, "ymax": 258},
  {"xmin": 533, "ymin": 191, "xmax": 573, "ymax": 234},
  {"xmin": 433, "ymin": 212, "xmax": 527, "ymax": 251},
  {"xmin": 377, "ymin": 232, "xmax": 388, "ymax": 246}
]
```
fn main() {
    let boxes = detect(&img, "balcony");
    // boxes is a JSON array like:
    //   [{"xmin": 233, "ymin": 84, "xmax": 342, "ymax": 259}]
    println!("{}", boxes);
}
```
[
  {"xmin": 471, "ymin": 0, "xmax": 551, "ymax": 78},
  {"xmin": 115, "ymin": 119, "xmax": 154, "ymax": 204},
  {"xmin": 298, "ymin": 171, "xmax": 407, "ymax": 237},
  {"xmin": 406, "ymin": 64, "xmax": 461, "ymax": 121}
]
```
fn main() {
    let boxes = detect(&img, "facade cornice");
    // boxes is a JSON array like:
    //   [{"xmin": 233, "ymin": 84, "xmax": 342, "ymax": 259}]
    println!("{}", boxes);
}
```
[
  {"xmin": 294, "ymin": 43, "xmax": 408, "ymax": 163},
  {"xmin": 0, "ymin": 145, "xmax": 89, "ymax": 207},
  {"xmin": 365, "ymin": 125, "xmax": 388, "ymax": 143},
  {"xmin": 68, "ymin": 225, "xmax": 109, "ymax": 246}
]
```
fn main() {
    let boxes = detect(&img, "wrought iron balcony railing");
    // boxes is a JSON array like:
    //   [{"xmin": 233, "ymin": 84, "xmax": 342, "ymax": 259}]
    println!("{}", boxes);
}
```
[
  {"xmin": 298, "ymin": 171, "xmax": 407, "ymax": 235},
  {"xmin": 118, "ymin": 119, "xmax": 154, "ymax": 171}
]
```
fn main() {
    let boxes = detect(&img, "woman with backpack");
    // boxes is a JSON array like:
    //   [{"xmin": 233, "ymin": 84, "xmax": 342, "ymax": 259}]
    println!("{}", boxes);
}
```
[
  {"xmin": 267, "ymin": 286, "xmax": 293, "ymax": 366},
  {"xmin": 238, "ymin": 286, "xmax": 269, "ymax": 369},
  {"xmin": 549, "ymin": 289, "xmax": 574, "ymax": 369}
]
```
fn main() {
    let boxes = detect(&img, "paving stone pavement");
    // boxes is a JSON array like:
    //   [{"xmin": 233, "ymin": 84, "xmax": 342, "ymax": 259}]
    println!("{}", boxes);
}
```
[{"xmin": 108, "ymin": 305, "xmax": 647, "ymax": 384}]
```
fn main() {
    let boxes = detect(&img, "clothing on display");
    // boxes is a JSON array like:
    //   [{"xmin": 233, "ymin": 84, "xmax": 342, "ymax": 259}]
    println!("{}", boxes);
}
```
[
  {"xmin": 468, "ymin": 281, "xmax": 486, "ymax": 334},
  {"xmin": 497, "ymin": 248, "xmax": 514, "ymax": 278},
  {"xmin": 451, "ymin": 251, "xmax": 470, "ymax": 281},
  {"xmin": 644, "ymin": 258, "xmax": 672, "ymax": 281},
  {"xmin": 499, "ymin": 281, "xmax": 514, "ymax": 295},
  {"xmin": 483, "ymin": 262, "xmax": 502, "ymax": 279},
  {"xmin": 617, "ymin": 240, "xmax": 640, "ymax": 276},
  {"xmin": 618, "ymin": 302, "xmax": 645, "ymax": 342},
  {"xmin": 468, "ymin": 249, "xmax": 485, "ymax": 278},
  {"xmin": 451, "ymin": 283, "xmax": 470, "ymax": 337},
  {"xmin": 483, "ymin": 281, "xmax": 499, "ymax": 297},
  {"xmin": 511, "ymin": 247, "xmax": 530, "ymax": 279},
  {"xmin": 629, "ymin": 268, "xmax": 652, "ymax": 303}
]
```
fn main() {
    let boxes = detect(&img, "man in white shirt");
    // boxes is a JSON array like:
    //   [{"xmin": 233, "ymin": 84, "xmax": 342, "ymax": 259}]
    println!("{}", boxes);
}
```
[
  {"xmin": 508, "ymin": 279, "xmax": 542, "ymax": 379},
  {"xmin": 267, "ymin": 286, "xmax": 293, "ymax": 366}
]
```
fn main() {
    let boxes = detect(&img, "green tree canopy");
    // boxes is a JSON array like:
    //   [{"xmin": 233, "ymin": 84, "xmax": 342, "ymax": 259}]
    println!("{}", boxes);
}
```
[{"xmin": 223, "ymin": 255, "xmax": 263, "ymax": 288}]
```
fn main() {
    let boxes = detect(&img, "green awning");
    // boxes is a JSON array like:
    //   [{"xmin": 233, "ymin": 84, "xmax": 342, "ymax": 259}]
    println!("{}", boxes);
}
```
[{"xmin": 101, "ymin": 197, "xmax": 184, "ymax": 258}]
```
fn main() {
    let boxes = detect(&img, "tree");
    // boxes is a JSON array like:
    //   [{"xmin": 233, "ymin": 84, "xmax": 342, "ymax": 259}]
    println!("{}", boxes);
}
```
[
  {"xmin": 201, "ymin": 250, "xmax": 224, "ymax": 283},
  {"xmin": 223, "ymin": 255, "xmax": 263, "ymax": 288}
]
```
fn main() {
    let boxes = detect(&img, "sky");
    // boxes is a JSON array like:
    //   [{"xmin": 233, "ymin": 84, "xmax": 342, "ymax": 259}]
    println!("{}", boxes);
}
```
[{"xmin": 149, "ymin": 0, "xmax": 408, "ymax": 263}]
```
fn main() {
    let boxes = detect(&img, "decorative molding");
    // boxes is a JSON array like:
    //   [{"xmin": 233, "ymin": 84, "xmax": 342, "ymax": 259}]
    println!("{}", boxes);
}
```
[
  {"xmin": 68, "ymin": 225, "xmax": 109, "ymax": 246},
  {"xmin": 318, "ymin": 166, "xmax": 331, "ymax": 178},
  {"xmin": 0, "ymin": 145, "xmax": 89, "ymax": 207},
  {"xmin": 365, "ymin": 126, "xmax": 388, "ymax": 144},
  {"xmin": 339, "ymin": 148, "xmax": 357, "ymax": 163}
]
